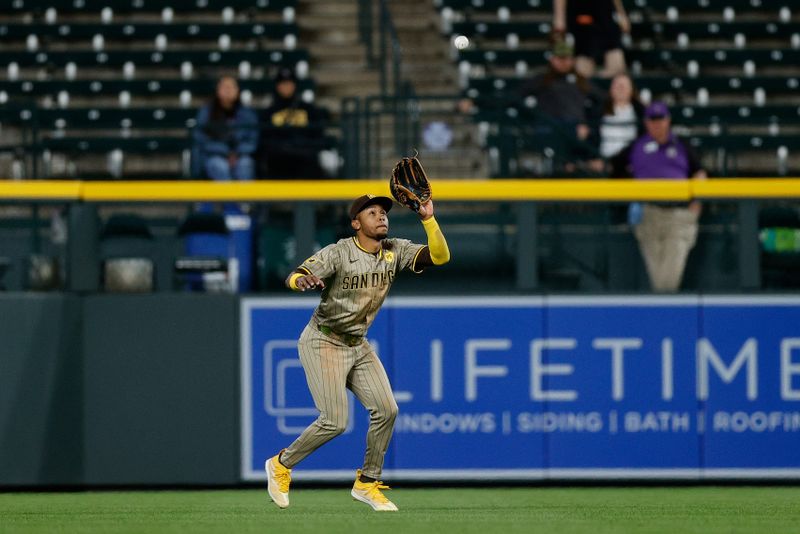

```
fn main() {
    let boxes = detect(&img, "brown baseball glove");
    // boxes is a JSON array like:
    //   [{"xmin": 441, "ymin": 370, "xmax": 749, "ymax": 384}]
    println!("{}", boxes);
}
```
[{"xmin": 389, "ymin": 156, "xmax": 432, "ymax": 213}]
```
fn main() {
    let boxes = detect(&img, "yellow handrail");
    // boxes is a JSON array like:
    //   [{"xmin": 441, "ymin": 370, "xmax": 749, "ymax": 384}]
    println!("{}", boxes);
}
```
[{"xmin": 0, "ymin": 178, "xmax": 799, "ymax": 202}]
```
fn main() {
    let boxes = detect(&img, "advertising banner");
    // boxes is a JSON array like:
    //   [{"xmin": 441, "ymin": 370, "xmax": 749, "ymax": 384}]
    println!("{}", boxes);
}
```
[{"xmin": 241, "ymin": 296, "xmax": 800, "ymax": 481}]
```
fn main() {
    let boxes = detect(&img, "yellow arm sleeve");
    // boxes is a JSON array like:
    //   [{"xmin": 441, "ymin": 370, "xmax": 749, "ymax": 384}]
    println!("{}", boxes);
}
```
[{"xmin": 421, "ymin": 216, "xmax": 450, "ymax": 265}]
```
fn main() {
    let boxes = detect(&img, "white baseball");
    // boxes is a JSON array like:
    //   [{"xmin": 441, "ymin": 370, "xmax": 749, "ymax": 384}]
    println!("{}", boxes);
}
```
[{"xmin": 454, "ymin": 35, "xmax": 469, "ymax": 50}]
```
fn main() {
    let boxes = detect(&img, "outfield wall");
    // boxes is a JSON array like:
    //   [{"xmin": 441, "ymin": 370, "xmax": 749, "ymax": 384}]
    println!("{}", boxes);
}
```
[
  {"xmin": 243, "ymin": 296, "xmax": 800, "ymax": 481},
  {"xmin": 2, "ymin": 294, "xmax": 800, "ymax": 486},
  {"xmin": 0, "ymin": 294, "xmax": 240, "ymax": 487}
]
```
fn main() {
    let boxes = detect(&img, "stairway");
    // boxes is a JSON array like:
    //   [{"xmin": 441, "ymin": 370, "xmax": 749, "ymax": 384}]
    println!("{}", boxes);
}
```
[
  {"xmin": 296, "ymin": 1, "xmax": 379, "ymax": 114},
  {"xmin": 297, "ymin": 0, "xmax": 488, "ymax": 178}
]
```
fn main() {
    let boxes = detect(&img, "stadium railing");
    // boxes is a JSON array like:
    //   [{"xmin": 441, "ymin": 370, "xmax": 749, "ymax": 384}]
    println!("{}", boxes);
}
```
[{"xmin": 1, "ymin": 178, "xmax": 799, "ymax": 293}]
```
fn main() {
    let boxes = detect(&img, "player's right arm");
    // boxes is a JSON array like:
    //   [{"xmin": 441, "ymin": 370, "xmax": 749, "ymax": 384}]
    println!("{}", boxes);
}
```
[{"xmin": 285, "ymin": 243, "xmax": 338, "ymax": 292}]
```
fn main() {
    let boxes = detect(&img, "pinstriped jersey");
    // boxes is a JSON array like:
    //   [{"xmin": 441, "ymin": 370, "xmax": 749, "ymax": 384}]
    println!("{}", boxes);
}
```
[{"xmin": 297, "ymin": 237, "xmax": 425, "ymax": 336}]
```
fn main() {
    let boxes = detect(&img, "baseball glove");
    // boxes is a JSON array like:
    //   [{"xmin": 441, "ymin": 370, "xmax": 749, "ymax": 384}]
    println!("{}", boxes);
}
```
[{"xmin": 389, "ymin": 156, "xmax": 432, "ymax": 213}]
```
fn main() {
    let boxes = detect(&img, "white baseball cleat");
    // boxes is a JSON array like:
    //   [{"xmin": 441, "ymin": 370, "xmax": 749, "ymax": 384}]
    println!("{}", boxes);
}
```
[
  {"xmin": 351, "ymin": 469, "xmax": 399, "ymax": 512},
  {"xmin": 266, "ymin": 452, "xmax": 291, "ymax": 509}
]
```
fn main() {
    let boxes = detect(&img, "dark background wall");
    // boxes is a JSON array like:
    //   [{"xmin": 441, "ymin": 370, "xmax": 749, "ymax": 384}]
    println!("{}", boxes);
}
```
[
  {"xmin": 0, "ymin": 295, "xmax": 82, "ymax": 486},
  {"xmin": 0, "ymin": 294, "xmax": 239, "ymax": 487}
]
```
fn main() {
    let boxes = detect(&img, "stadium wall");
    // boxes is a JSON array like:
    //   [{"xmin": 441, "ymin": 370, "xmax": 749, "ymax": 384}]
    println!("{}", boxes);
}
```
[
  {"xmin": 0, "ymin": 294, "xmax": 240, "ymax": 487},
  {"xmin": 242, "ymin": 296, "xmax": 800, "ymax": 482},
  {"xmin": 2, "ymin": 293, "xmax": 800, "ymax": 487}
]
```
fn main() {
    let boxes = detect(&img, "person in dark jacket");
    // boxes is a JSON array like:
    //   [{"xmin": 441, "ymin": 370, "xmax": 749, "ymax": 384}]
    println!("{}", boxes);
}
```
[
  {"xmin": 258, "ymin": 68, "xmax": 331, "ymax": 179},
  {"xmin": 193, "ymin": 76, "xmax": 258, "ymax": 181},
  {"xmin": 553, "ymin": 0, "xmax": 630, "ymax": 78},
  {"xmin": 519, "ymin": 41, "xmax": 605, "ymax": 172}
]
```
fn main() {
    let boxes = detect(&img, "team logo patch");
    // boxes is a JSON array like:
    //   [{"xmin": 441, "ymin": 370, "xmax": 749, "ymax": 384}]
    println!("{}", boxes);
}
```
[{"xmin": 384, "ymin": 251, "xmax": 394, "ymax": 263}]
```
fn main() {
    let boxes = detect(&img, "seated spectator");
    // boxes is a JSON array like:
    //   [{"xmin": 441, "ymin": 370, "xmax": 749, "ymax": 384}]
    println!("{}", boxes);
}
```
[
  {"xmin": 553, "ymin": 0, "xmax": 630, "ymax": 78},
  {"xmin": 258, "ymin": 68, "xmax": 331, "ymax": 179},
  {"xmin": 611, "ymin": 101, "xmax": 707, "ymax": 292},
  {"xmin": 518, "ymin": 41, "xmax": 604, "ymax": 172},
  {"xmin": 599, "ymin": 73, "xmax": 644, "ymax": 159},
  {"xmin": 193, "ymin": 76, "xmax": 258, "ymax": 181}
]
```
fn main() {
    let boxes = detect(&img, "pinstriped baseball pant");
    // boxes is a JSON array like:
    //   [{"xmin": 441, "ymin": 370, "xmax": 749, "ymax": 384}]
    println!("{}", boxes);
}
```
[{"xmin": 279, "ymin": 323, "xmax": 398, "ymax": 479}]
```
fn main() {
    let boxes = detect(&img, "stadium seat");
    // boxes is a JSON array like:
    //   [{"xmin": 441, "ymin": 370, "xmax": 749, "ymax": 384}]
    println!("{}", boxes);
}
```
[
  {"xmin": 0, "ymin": 49, "xmax": 308, "ymax": 68},
  {"xmin": 0, "ymin": 0, "xmax": 311, "ymax": 181},
  {"xmin": 100, "ymin": 213, "xmax": 156, "ymax": 293},
  {"xmin": 175, "ymin": 212, "xmax": 232, "ymax": 292},
  {"xmin": 0, "ymin": 22, "xmax": 297, "ymax": 41},
  {"xmin": 7, "ymin": 0, "xmax": 297, "ymax": 14}
]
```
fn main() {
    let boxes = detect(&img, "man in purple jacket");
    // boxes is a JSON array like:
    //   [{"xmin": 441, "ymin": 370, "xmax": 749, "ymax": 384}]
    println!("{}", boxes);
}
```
[{"xmin": 611, "ymin": 101, "xmax": 708, "ymax": 292}]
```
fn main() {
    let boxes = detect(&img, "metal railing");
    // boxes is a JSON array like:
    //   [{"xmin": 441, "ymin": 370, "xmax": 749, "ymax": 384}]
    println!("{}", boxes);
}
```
[
  {"xmin": 357, "ymin": 0, "xmax": 415, "ymax": 98},
  {"xmin": 341, "ymin": 94, "xmax": 425, "ymax": 178},
  {"xmin": 1, "ymin": 178, "xmax": 799, "ymax": 293},
  {"xmin": 340, "ymin": 94, "xmax": 602, "ymax": 179}
]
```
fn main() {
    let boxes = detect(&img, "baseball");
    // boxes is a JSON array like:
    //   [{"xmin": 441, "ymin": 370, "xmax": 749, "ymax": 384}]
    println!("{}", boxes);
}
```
[{"xmin": 454, "ymin": 35, "xmax": 469, "ymax": 50}]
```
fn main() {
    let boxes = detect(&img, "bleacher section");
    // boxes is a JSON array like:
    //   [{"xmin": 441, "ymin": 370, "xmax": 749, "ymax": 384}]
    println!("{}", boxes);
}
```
[
  {"xmin": 0, "ymin": 0, "xmax": 308, "ymax": 179},
  {"xmin": 437, "ymin": 0, "xmax": 799, "ymax": 176}
]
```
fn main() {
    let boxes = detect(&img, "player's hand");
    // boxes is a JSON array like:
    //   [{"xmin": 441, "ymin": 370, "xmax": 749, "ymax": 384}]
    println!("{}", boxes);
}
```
[
  {"xmin": 418, "ymin": 198, "xmax": 434, "ymax": 221},
  {"xmin": 297, "ymin": 275, "xmax": 325, "ymax": 291}
]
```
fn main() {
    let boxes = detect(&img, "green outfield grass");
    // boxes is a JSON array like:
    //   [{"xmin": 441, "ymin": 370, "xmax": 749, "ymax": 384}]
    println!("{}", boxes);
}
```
[{"xmin": 1, "ymin": 486, "xmax": 798, "ymax": 534}]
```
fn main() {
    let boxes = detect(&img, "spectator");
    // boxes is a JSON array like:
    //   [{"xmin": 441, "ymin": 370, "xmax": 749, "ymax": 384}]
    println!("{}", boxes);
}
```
[
  {"xmin": 519, "ymin": 40, "xmax": 604, "ymax": 172},
  {"xmin": 193, "ymin": 76, "xmax": 258, "ymax": 181},
  {"xmin": 258, "ymin": 68, "xmax": 331, "ymax": 179},
  {"xmin": 553, "ymin": 0, "xmax": 630, "ymax": 78},
  {"xmin": 599, "ymin": 73, "xmax": 644, "ymax": 159},
  {"xmin": 611, "ymin": 101, "xmax": 707, "ymax": 292}
]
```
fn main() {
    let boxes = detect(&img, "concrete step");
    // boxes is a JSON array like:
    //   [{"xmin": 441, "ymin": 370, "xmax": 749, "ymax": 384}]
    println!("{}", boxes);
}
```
[
  {"xmin": 300, "ymin": 1, "xmax": 358, "ymax": 16},
  {"xmin": 306, "ymin": 42, "xmax": 365, "ymax": 58},
  {"xmin": 311, "ymin": 68, "xmax": 381, "ymax": 85},
  {"xmin": 302, "ymin": 32, "xmax": 362, "ymax": 49},
  {"xmin": 297, "ymin": 15, "xmax": 359, "ymax": 30}
]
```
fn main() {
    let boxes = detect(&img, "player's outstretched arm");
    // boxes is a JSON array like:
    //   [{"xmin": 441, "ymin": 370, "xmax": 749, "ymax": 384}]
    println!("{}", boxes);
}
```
[
  {"xmin": 418, "ymin": 199, "xmax": 450, "ymax": 266},
  {"xmin": 286, "ymin": 271, "xmax": 326, "ymax": 292}
]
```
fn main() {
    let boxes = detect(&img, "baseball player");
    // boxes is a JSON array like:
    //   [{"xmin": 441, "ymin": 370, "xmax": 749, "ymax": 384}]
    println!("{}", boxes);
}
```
[{"xmin": 266, "ymin": 192, "xmax": 450, "ymax": 511}]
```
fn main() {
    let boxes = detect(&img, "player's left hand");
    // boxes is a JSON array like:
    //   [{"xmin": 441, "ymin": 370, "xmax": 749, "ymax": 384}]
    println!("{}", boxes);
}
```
[{"xmin": 417, "ymin": 199, "xmax": 434, "ymax": 221}]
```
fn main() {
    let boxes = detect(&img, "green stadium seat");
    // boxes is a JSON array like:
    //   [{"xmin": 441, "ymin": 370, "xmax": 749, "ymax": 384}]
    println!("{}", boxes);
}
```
[
  {"xmin": 37, "ymin": 107, "xmax": 197, "ymax": 129},
  {"xmin": 41, "ymin": 136, "xmax": 189, "ymax": 154},
  {"xmin": 627, "ymin": 49, "xmax": 800, "ymax": 69},
  {"xmin": 0, "ymin": 49, "xmax": 308, "ymax": 68},
  {"xmin": 436, "ymin": 0, "xmax": 553, "ymax": 12},
  {"xmin": 631, "ymin": 0, "xmax": 790, "ymax": 18},
  {"xmin": 631, "ymin": 21, "xmax": 799, "ymax": 41},
  {"xmin": 8, "ymin": 0, "xmax": 296, "ymax": 14},
  {"xmin": 451, "ymin": 21, "xmax": 550, "ymax": 39},
  {"xmin": 0, "ymin": 78, "xmax": 314, "ymax": 100},
  {"xmin": 0, "ymin": 22, "xmax": 297, "ymax": 41}
]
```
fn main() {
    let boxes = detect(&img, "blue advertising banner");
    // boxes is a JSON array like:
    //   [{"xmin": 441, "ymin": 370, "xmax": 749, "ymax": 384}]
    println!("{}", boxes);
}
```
[{"xmin": 241, "ymin": 296, "xmax": 800, "ymax": 481}]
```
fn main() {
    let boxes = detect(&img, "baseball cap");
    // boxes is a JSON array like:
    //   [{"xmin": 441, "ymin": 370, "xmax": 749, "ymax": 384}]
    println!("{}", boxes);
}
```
[
  {"xmin": 274, "ymin": 67, "xmax": 296, "ymax": 83},
  {"xmin": 349, "ymin": 194, "xmax": 393, "ymax": 219},
  {"xmin": 645, "ymin": 101, "xmax": 671, "ymax": 119},
  {"xmin": 551, "ymin": 40, "xmax": 574, "ymax": 58}
]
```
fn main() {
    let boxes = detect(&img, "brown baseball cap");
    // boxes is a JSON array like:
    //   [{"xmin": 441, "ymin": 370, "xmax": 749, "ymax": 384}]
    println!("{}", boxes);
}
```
[{"xmin": 349, "ymin": 194, "xmax": 393, "ymax": 219}]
